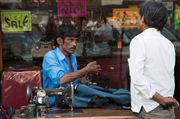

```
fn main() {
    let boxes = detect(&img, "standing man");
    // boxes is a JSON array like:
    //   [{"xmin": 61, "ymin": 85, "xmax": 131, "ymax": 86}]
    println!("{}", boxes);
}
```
[
  {"xmin": 42, "ymin": 24, "xmax": 101, "ymax": 107},
  {"xmin": 128, "ymin": 1, "xmax": 179, "ymax": 119}
]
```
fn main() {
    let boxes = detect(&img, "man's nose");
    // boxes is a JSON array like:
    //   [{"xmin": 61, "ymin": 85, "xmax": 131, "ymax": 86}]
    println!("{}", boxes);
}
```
[{"xmin": 72, "ymin": 40, "xmax": 77, "ymax": 47}]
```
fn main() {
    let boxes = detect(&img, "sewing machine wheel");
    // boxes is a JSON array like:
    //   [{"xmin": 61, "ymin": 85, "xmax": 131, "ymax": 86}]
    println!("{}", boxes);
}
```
[{"xmin": 26, "ymin": 84, "xmax": 32, "ymax": 103}]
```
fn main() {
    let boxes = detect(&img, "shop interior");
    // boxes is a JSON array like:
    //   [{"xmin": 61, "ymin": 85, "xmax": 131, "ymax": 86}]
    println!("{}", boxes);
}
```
[{"xmin": 0, "ymin": 0, "xmax": 180, "ymax": 118}]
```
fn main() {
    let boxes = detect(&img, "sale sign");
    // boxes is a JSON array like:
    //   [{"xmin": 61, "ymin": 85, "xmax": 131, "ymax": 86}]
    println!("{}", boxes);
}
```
[
  {"xmin": 1, "ymin": 11, "xmax": 31, "ymax": 32},
  {"xmin": 57, "ymin": 0, "xmax": 86, "ymax": 17}
]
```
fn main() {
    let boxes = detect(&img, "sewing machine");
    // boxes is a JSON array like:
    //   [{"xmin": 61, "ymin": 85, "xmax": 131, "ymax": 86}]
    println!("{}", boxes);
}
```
[{"xmin": 19, "ymin": 83, "xmax": 74, "ymax": 118}]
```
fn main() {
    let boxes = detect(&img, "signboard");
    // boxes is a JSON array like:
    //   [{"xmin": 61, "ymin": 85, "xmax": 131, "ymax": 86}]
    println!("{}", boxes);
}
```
[
  {"xmin": 1, "ymin": 11, "xmax": 31, "ymax": 32},
  {"xmin": 175, "ymin": 10, "xmax": 180, "ymax": 30},
  {"xmin": 109, "ymin": 8, "xmax": 140, "ymax": 28},
  {"xmin": 57, "ymin": 0, "xmax": 86, "ymax": 17}
]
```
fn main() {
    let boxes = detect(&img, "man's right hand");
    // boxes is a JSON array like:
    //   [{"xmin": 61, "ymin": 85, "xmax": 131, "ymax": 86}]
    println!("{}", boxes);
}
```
[
  {"xmin": 85, "ymin": 61, "xmax": 102, "ymax": 74},
  {"xmin": 162, "ymin": 96, "xmax": 180, "ymax": 108}
]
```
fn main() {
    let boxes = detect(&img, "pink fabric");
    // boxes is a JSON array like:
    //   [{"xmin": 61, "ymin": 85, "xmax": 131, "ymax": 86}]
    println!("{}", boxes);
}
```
[{"xmin": 2, "ymin": 68, "xmax": 42, "ymax": 109}]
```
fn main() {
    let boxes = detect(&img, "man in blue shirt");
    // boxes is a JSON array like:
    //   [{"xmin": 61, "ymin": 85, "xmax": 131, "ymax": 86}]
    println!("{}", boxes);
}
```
[{"xmin": 42, "ymin": 25, "xmax": 101, "ymax": 107}]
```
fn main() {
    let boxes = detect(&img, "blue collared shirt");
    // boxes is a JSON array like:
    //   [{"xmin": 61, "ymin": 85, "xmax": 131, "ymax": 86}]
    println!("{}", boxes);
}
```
[{"xmin": 42, "ymin": 47, "xmax": 79, "ymax": 107}]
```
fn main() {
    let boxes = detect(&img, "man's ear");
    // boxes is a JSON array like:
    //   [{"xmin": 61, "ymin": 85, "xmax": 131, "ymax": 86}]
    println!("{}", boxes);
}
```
[
  {"xmin": 139, "ymin": 16, "xmax": 146, "ymax": 30},
  {"xmin": 140, "ymin": 16, "xmax": 145, "ymax": 25},
  {"xmin": 57, "ymin": 37, "xmax": 63, "ymax": 45}
]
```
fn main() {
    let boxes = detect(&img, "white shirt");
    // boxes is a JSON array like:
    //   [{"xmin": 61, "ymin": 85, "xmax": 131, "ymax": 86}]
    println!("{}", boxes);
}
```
[{"xmin": 128, "ymin": 28, "xmax": 175, "ymax": 113}]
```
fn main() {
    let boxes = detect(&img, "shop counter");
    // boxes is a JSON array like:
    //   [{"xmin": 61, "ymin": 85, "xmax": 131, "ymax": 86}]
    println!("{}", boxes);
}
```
[
  {"xmin": 14, "ymin": 108, "xmax": 136, "ymax": 119},
  {"xmin": 12, "ymin": 107, "xmax": 180, "ymax": 119}
]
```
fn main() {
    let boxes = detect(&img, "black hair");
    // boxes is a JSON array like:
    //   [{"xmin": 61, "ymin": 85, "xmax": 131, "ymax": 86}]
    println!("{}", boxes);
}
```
[
  {"xmin": 55, "ymin": 24, "xmax": 80, "ymax": 39},
  {"xmin": 102, "ymin": 17, "xmax": 107, "ymax": 24},
  {"xmin": 139, "ymin": 1, "xmax": 168, "ymax": 30},
  {"xmin": 54, "ymin": 24, "xmax": 80, "ymax": 47}
]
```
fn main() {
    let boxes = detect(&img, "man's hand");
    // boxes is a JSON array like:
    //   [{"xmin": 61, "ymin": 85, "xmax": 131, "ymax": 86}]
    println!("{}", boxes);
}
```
[
  {"xmin": 85, "ymin": 61, "xmax": 101, "ymax": 74},
  {"xmin": 162, "ymin": 97, "xmax": 180, "ymax": 107},
  {"xmin": 152, "ymin": 92, "xmax": 180, "ymax": 108}
]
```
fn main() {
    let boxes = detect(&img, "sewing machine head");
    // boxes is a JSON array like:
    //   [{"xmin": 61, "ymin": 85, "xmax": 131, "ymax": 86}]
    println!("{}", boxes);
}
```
[{"xmin": 26, "ymin": 84, "xmax": 73, "ymax": 108}]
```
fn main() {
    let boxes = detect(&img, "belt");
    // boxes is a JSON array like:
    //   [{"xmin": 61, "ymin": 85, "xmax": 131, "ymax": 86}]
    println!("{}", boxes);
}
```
[{"xmin": 155, "ymin": 105, "xmax": 173, "ymax": 111}]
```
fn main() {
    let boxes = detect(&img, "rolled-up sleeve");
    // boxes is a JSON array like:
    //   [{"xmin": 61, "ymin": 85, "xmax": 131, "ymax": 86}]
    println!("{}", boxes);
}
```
[{"xmin": 43, "ymin": 54, "xmax": 65, "ymax": 88}]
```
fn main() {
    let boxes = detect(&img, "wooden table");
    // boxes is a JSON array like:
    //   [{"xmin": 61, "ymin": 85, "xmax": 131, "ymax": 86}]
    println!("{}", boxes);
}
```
[
  {"xmin": 13, "ymin": 108, "xmax": 180, "ymax": 119},
  {"xmin": 14, "ymin": 108, "xmax": 136, "ymax": 119}
]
